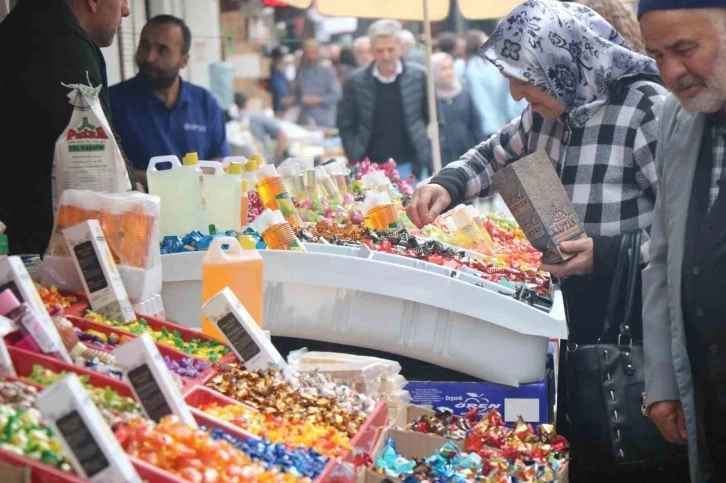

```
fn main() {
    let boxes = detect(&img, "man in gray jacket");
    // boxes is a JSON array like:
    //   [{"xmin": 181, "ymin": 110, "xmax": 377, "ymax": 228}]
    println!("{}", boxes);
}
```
[
  {"xmin": 337, "ymin": 19, "xmax": 432, "ymax": 181},
  {"xmin": 294, "ymin": 39, "xmax": 341, "ymax": 128},
  {"xmin": 640, "ymin": 1, "xmax": 726, "ymax": 481}
]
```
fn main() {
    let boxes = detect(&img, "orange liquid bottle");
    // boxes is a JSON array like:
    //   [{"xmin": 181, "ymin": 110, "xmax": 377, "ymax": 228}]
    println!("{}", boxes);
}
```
[
  {"xmin": 202, "ymin": 236, "xmax": 264, "ymax": 340},
  {"xmin": 363, "ymin": 191, "xmax": 399, "ymax": 230},
  {"xmin": 251, "ymin": 209, "xmax": 306, "ymax": 251},
  {"xmin": 255, "ymin": 164, "xmax": 303, "ymax": 230}
]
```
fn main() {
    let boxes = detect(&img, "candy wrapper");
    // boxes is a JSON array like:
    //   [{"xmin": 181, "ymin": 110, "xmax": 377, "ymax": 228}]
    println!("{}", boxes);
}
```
[
  {"xmin": 160, "ymin": 228, "xmax": 246, "ymax": 254},
  {"xmin": 42, "ymin": 189, "xmax": 162, "ymax": 304},
  {"xmin": 405, "ymin": 407, "xmax": 479, "ymax": 440}
]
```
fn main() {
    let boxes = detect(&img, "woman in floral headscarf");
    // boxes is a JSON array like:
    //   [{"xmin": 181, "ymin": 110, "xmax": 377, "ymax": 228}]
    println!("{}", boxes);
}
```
[{"xmin": 408, "ymin": 1, "xmax": 680, "ymax": 480}]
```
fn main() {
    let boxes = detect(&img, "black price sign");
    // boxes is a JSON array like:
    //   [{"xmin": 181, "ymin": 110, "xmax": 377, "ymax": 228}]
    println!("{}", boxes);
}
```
[
  {"xmin": 73, "ymin": 241, "xmax": 108, "ymax": 293},
  {"xmin": 218, "ymin": 312, "xmax": 261, "ymax": 362},
  {"xmin": 56, "ymin": 410, "xmax": 109, "ymax": 478},
  {"xmin": 127, "ymin": 364, "xmax": 172, "ymax": 423}
]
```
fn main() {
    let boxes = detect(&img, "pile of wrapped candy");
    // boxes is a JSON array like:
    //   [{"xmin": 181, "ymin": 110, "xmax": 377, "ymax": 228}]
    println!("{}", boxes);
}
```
[
  {"xmin": 37, "ymin": 284, "xmax": 81, "ymax": 316},
  {"xmin": 83, "ymin": 310, "xmax": 231, "ymax": 362},
  {"xmin": 349, "ymin": 158, "xmax": 415, "ymax": 198},
  {"xmin": 114, "ymin": 415, "xmax": 314, "ymax": 482},
  {"xmin": 298, "ymin": 222, "xmax": 550, "ymax": 293},
  {"xmin": 206, "ymin": 364, "xmax": 377, "ymax": 439},
  {"xmin": 160, "ymin": 227, "xmax": 262, "ymax": 254},
  {"xmin": 406, "ymin": 407, "xmax": 480, "ymax": 440}
]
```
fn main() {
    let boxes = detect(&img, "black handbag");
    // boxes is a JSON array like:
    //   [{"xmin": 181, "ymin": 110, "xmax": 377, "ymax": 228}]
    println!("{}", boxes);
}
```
[{"xmin": 564, "ymin": 232, "xmax": 687, "ymax": 472}]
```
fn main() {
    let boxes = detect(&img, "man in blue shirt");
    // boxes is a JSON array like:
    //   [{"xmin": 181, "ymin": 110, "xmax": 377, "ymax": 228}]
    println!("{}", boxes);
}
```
[{"xmin": 110, "ymin": 15, "xmax": 229, "ymax": 189}]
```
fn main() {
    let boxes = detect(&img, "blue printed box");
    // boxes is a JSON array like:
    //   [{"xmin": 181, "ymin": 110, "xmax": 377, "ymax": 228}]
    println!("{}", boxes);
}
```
[{"xmin": 405, "ymin": 368, "xmax": 554, "ymax": 425}]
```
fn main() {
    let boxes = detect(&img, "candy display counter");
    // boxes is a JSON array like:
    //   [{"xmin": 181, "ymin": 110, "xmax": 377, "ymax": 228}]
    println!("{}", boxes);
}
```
[{"xmin": 161, "ymin": 244, "xmax": 566, "ymax": 386}]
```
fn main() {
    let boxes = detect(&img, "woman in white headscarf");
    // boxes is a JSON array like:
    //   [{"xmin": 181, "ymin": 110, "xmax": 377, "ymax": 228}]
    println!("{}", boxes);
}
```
[{"xmin": 432, "ymin": 52, "xmax": 485, "ymax": 167}]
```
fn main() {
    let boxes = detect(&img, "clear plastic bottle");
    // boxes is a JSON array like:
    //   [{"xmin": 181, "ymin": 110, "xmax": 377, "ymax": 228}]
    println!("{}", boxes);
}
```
[
  {"xmin": 315, "ymin": 165, "xmax": 343, "ymax": 203},
  {"xmin": 0, "ymin": 289, "xmax": 71, "ymax": 362},
  {"xmin": 278, "ymin": 161, "xmax": 306, "ymax": 200},
  {"xmin": 147, "ymin": 154, "xmax": 208, "ymax": 238}
]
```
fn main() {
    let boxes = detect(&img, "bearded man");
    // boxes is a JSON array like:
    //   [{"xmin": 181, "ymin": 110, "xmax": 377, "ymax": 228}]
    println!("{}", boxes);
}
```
[
  {"xmin": 110, "ymin": 15, "xmax": 229, "ymax": 189},
  {"xmin": 640, "ymin": 1, "xmax": 726, "ymax": 482}
]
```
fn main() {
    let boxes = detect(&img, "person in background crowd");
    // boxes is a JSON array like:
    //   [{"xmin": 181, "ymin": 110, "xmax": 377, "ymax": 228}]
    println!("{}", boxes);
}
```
[
  {"xmin": 337, "ymin": 19, "xmax": 431, "ymax": 181},
  {"xmin": 432, "ymin": 52, "xmax": 484, "ymax": 167},
  {"xmin": 352, "ymin": 35, "xmax": 373, "ymax": 67},
  {"xmin": 461, "ymin": 30, "xmax": 527, "ymax": 139},
  {"xmin": 639, "ymin": 2, "xmax": 726, "ymax": 482},
  {"xmin": 398, "ymin": 29, "xmax": 426, "ymax": 67},
  {"xmin": 293, "ymin": 39, "xmax": 341, "ymax": 128},
  {"xmin": 109, "ymin": 15, "xmax": 229, "ymax": 190},
  {"xmin": 228, "ymin": 92, "xmax": 289, "ymax": 165},
  {"xmin": 328, "ymin": 42, "xmax": 342, "ymax": 66},
  {"xmin": 435, "ymin": 31, "xmax": 458, "ymax": 57},
  {"xmin": 0, "ymin": 0, "xmax": 137, "ymax": 256},
  {"xmin": 269, "ymin": 46, "xmax": 294, "ymax": 118},
  {"xmin": 574, "ymin": 0, "xmax": 645, "ymax": 52},
  {"xmin": 336, "ymin": 47, "xmax": 358, "ymax": 83},
  {"xmin": 407, "ymin": 2, "xmax": 671, "ymax": 480}
]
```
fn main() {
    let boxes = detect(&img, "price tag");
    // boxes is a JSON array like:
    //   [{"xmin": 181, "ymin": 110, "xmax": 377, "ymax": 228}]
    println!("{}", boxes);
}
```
[
  {"xmin": 35, "ymin": 374, "xmax": 142, "ymax": 483},
  {"xmin": 202, "ymin": 287, "xmax": 284, "ymax": 372},
  {"xmin": 114, "ymin": 333, "xmax": 197, "ymax": 428},
  {"xmin": 0, "ymin": 337, "xmax": 16, "ymax": 376}
]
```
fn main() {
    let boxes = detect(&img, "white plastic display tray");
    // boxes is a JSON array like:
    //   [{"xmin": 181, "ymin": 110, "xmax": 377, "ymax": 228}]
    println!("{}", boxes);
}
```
[{"xmin": 161, "ymin": 244, "xmax": 567, "ymax": 386}]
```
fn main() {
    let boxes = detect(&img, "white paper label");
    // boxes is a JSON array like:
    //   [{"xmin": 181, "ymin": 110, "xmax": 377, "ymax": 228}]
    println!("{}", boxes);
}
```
[{"xmin": 0, "ymin": 338, "xmax": 16, "ymax": 376}]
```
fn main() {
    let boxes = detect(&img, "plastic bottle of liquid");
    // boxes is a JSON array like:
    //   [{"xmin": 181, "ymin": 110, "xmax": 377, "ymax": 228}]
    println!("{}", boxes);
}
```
[
  {"xmin": 202, "ymin": 237, "xmax": 264, "ymax": 339},
  {"xmin": 278, "ymin": 162, "xmax": 306, "ymax": 200},
  {"xmin": 315, "ymin": 165, "xmax": 343, "ymax": 203},
  {"xmin": 255, "ymin": 164, "xmax": 303, "ymax": 229},
  {"xmin": 300, "ymin": 158, "xmax": 318, "ymax": 201},
  {"xmin": 251, "ymin": 209, "xmax": 306, "ymax": 251},
  {"xmin": 240, "ymin": 158, "xmax": 258, "ymax": 188},
  {"xmin": 0, "ymin": 289, "xmax": 71, "ymax": 362},
  {"xmin": 363, "ymin": 191, "xmax": 399, "ymax": 230},
  {"xmin": 444, "ymin": 204, "xmax": 494, "ymax": 254},
  {"xmin": 147, "ymin": 154, "xmax": 208, "ymax": 239},
  {"xmin": 323, "ymin": 161, "xmax": 348, "ymax": 195},
  {"xmin": 227, "ymin": 163, "xmax": 249, "ymax": 228},
  {"xmin": 199, "ymin": 160, "xmax": 242, "ymax": 232}
]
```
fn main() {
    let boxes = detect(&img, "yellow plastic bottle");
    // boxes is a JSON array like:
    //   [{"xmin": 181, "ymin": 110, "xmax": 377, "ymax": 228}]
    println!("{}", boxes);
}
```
[{"xmin": 202, "ymin": 236, "xmax": 264, "ymax": 340}]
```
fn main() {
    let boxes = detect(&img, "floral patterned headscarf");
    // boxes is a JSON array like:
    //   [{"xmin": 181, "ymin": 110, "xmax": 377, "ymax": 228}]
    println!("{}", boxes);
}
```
[{"xmin": 482, "ymin": 0, "xmax": 659, "ymax": 124}]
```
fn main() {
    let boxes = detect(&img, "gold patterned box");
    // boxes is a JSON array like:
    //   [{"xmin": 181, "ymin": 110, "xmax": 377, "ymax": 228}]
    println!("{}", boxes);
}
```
[{"xmin": 492, "ymin": 151, "xmax": 585, "ymax": 264}]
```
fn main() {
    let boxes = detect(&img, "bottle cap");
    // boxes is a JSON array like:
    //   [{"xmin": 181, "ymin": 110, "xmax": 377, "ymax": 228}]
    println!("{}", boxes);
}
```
[
  {"xmin": 237, "ymin": 235, "xmax": 256, "ymax": 249},
  {"xmin": 244, "ymin": 159, "xmax": 258, "ymax": 172},
  {"xmin": 0, "ymin": 289, "xmax": 21, "ymax": 316},
  {"xmin": 299, "ymin": 157, "xmax": 315, "ymax": 171},
  {"xmin": 251, "ymin": 154, "xmax": 264, "ymax": 168},
  {"xmin": 363, "ymin": 190, "xmax": 393, "ymax": 212},
  {"xmin": 361, "ymin": 171, "xmax": 387, "ymax": 190},
  {"xmin": 227, "ymin": 162, "xmax": 243, "ymax": 174},
  {"xmin": 278, "ymin": 162, "xmax": 301, "ymax": 178},
  {"xmin": 251, "ymin": 209, "xmax": 286, "ymax": 234},
  {"xmin": 257, "ymin": 164, "xmax": 279, "ymax": 180},
  {"xmin": 314, "ymin": 165, "xmax": 331, "ymax": 182},
  {"xmin": 183, "ymin": 152, "xmax": 199, "ymax": 166}
]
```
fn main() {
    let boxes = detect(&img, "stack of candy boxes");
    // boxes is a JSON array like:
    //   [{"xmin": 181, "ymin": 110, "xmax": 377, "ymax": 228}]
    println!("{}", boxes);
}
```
[{"xmin": 0, "ymin": 294, "xmax": 389, "ymax": 483}]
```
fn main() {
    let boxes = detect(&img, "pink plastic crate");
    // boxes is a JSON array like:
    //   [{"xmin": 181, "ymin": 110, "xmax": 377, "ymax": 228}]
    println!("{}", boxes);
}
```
[
  {"xmin": 0, "ymin": 449, "xmax": 86, "ymax": 483},
  {"xmin": 8, "ymin": 347, "xmax": 137, "ymax": 400},
  {"xmin": 65, "ymin": 316, "xmax": 219, "ymax": 390}
]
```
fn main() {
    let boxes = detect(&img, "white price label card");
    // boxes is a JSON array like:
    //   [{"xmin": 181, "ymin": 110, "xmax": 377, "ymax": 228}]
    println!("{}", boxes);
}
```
[
  {"xmin": 36, "ymin": 374, "xmax": 142, "ymax": 483},
  {"xmin": 114, "ymin": 334, "xmax": 197, "ymax": 428},
  {"xmin": 0, "ymin": 337, "xmax": 16, "ymax": 376}
]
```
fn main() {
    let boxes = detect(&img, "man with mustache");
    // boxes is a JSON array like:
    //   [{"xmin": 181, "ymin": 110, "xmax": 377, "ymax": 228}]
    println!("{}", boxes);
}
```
[
  {"xmin": 640, "ymin": 1, "xmax": 726, "ymax": 481},
  {"xmin": 110, "ymin": 15, "xmax": 230, "ymax": 189}
]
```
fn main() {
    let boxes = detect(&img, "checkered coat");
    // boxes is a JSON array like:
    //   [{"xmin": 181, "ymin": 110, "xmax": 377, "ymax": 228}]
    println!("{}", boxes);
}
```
[{"xmin": 432, "ymin": 76, "xmax": 667, "ymax": 269}]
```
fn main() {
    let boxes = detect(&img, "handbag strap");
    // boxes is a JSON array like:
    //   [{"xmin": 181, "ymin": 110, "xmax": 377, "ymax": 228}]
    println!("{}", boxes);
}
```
[
  {"xmin": 618, "ymin": 230, "xmax": 643, "ymax": 346},
  {"xmin": 598, "ymin": 233, "xmax": 633, "ymax": 341}
]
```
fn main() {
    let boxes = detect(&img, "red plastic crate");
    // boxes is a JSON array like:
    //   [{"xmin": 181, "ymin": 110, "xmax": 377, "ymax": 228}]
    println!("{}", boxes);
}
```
[
  {"xmin": 65, "ymin": 316, "xmax": 219, "ymax": 390},
  {"xmin": 74, "ymin": 312, "xmax": 236, "ymax": 364},
  {"xmin": 0, "ymin": 449, "xmax": 86, "ymax": 483},
  {"xmin": 8, "ymin": 347, "xmax": 137, "ymax": 400},
  {"xmin": 130, "ymin": 458, "xmax": 187, "ymax": 483}
]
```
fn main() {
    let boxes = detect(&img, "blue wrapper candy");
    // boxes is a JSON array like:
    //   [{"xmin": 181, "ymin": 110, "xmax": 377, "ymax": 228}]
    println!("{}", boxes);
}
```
[
  {"xmin": 180, "ymin": 244, "xmax": 195, "ymax": 252},
  {"xmin": 181, "ymin": 230, "xmax": 204, "ymax": 247},
  {"xmin": 203, "ymin": 427, "xmax": 328, "ymax": 479},
  {"xmin": 195, "ymin": 235, "xmax": 215, "ymax": 250},
  {"xmin": 161, "ymin": 235, "xmax": 184, "ymax": 254},
  {"xmin": 225, "ymin": 230, "xmax": 238, "ymax": 237},
  {"xmin": 376, "ymin": 438, "xmax": 416, "ymax": 478}
]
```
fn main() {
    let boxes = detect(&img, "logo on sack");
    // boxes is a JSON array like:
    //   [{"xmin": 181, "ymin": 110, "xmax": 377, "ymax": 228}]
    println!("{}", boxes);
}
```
[
  {"xmin": 66, "ymin": 116, "xmax": 109, "ymax": 140},
  {"xmin": 447, "ymin": 393, "xmax": 502, "ymax": 412}
]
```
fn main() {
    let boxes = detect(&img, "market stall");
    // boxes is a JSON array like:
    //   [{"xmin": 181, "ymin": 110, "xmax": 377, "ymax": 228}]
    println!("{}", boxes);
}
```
[{"xmin": 0, "ymin": 150, "xmax": 571, "ymax": 481}]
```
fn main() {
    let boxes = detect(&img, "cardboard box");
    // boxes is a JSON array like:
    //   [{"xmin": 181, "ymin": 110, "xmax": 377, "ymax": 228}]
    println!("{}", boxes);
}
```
[
  {"xmin": 405, "ymin": 368, "xmax": 554, "ymax": 426},
  {"xmin": 220, "ymin": 11, "xmax": 247, "ymax": 44},
  {"xmin": 361, "ymin": 428, "xmax": 569, "ymax": 483},
  {"xmin": 492, "ymin": 151, "xmax": 585, "ymax": 264}
]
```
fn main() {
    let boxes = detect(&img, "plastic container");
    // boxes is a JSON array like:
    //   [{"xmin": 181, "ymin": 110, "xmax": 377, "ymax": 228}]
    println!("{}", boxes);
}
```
[
  {"xmin": 323, "ymin": 161, "xmax": 349, "ymax": 195},
  {"xmin": 300, "ymin": 157, "xmax": 318, "ymax": 201},
  {"xmin": 363, "ymin": 191, "xmax": 398, "ymax": 230},
  {"xmin": 227, "ymin": 162, "xmax": 250, "ymax": 228},
  {"xmin": 221, "ymin": 155, "xmax": 246, "ymax": 172},
  {"xmin": 8, "ymin": 346, "xmax": 137, "ymax": 399},
  {"xmin": 315, "ymin": 165, "xmax": 343, "ymax": 203},
  {"xmin": 0, "ymin": 290, "xmax": 70, "ymax": 363},
  {"xmin": 361, "ymin": 171, "xmax": 394, "ymax": 197},
  {"xmin": 199, "ymin": 160, "xmax": 242, "ymax": 232},
  {"xmin": 202, "ymin": 236, "xmax": 264, "ymax": 339},
  {"xmin": 255, "ymin": 165, "xmax": 303, "ymax": 230},
  {"xmin": 62, "ymin": 316, "xmax": 218, "ymax": 390},
  {"xmin": 251, "ymin": 210, "xmax": 305, "ymax": 251},
  {"xmin": 147, "ymin": 155, "xmax": 207, "ymax": 239},
  {"xmin": 278, "ymin": 161, "xmax": 306, "ymax": 200}
]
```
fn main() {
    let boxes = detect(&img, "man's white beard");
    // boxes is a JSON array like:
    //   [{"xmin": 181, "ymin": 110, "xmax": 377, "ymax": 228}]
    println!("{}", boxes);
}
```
[{"xmin": 676, "ymin": 36, "xmax": 726, "ymax": 113}]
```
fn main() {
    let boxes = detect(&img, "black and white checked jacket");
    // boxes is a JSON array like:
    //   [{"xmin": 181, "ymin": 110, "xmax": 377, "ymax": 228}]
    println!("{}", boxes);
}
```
[{"xmin": 432, "ymin": 76, "xmax": 667, "ymax": 272}]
